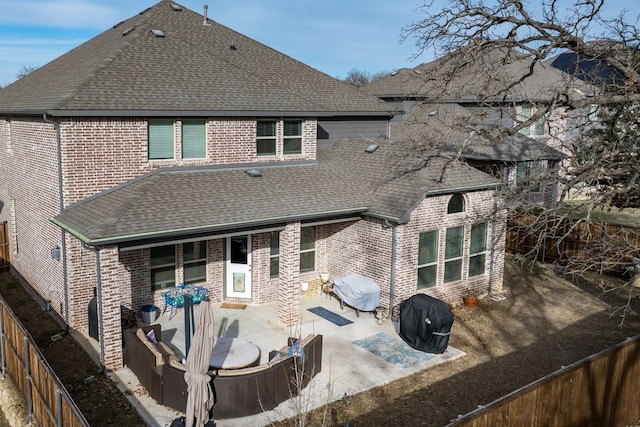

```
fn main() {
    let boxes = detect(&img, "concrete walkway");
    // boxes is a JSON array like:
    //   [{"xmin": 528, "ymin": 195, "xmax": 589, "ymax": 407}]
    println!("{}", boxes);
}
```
[{"xmin": 76, "ymin": 292, "xmax": 465, "ymax": 426}]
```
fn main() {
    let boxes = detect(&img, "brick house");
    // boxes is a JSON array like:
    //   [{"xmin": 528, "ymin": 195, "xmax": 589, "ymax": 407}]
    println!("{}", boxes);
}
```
[
  {"xmin": 0, "ymin": 0, "xmax": 506, "ymax": 370},
  {"xmin": 363, "ymin": 47, "xmax": 597, "ymax": 205}
]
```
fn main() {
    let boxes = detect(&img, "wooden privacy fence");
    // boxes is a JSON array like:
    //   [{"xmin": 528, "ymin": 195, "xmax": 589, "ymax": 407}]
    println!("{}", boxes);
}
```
[
  {"xmin": 0, "ymin": 222, "xmax": 9, "ymax": 273},
  {"xmin": 447, "ymin": 334, "xmax": 640, "ymax": 427},
  {"xmin": 0, "ymin": 299, "xmax": 88, "ymax": 427},
  {"xmin": 506, "ymin": 213, "xmax": 640, "ymax": 275}
]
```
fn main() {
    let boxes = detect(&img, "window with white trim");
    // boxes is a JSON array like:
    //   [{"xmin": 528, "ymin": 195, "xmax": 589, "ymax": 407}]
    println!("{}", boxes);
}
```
[
  {"xmin": 183, "ymin": 241, "xmax": 207, "ymax": 283},
  {"xmin": 447, "ymin": 193, "xmax": 465, "ymax": 214},
  {"xmin": 283, "ymin": 120, "xmax": 302, "ymax": 154},
  {"xmin": 256, "ymin": 120, "xmax": 277, "ymax": 156},
  {"xmin": 182, "ymin": 119, "xmax": 206, "ymax": 159},
  {"xmin": 417, "ymin": 230, "xmax": 438, "ymax": 289},
  {"xmin": 444, "ymin": 226, "xmax": 464, "ymax": 283},
  {"xmin": 300, "ymin": 226, "xmax": 316, "ymax": 273},
  {"xmin": 469, "ymin": 223, "xmax": 488, "ymax": 277},
  {"xmin": 270, "ymin": 231, "xmax": 280, "ymax": 278},
  {"xmin": 151, "ymin": 245, "xmax": 176, "ymax": 291},
  {"xmin": 256, "ymin": 119, "xmax": 303, "ymax": 156},
  {"xmin": 519, "ymin": 105, "xmax": 545, "ymax": 136},
  {"xmin": 148, "ymin": 119, "xmax": 175, "ymax": 160},
  {"xmin": 516, "ymin": 160, "xmax": 544, "ymax": 191}
]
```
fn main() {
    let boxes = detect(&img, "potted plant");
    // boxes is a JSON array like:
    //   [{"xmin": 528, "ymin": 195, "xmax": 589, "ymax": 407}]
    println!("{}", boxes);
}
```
[{"xmin": 462, "ymin": 287, "xmax": 478, "ymax": 308}]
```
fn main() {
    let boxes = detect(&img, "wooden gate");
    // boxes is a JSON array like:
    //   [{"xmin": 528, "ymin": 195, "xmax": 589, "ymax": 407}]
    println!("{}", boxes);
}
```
[{"xmin": 1, "ymin": 221, "xmax": 9, "ymax": 272}]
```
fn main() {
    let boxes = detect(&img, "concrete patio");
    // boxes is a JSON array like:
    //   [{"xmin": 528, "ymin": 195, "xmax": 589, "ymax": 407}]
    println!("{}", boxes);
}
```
[{"xmin": 75, "ymin": 291, "xmax": 465, "ymax": 426}]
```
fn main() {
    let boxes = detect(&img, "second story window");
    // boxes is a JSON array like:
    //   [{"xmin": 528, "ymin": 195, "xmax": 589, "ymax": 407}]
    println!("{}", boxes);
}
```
[
  {"xmin": 516, "ymin": 161, "xmax": 544, "ymax": 191},
  {"xmin": 519, "ymin": 105, "xmax": 545, "ymax": 136},
  {"xmin": 257, "ymin": 120, "xmax": 277, "ymax": 156},
  {"xmin": 283, "ymin": 120, "xmax": 302, "ymax": 154},
  {"xmin": 148, "ymin": 119, "xmax": 175, "ymax": 160},
  {"xmin": 182, "ymin": 120, "xmax": 206, "ymax": 159},
  {"xmin": 447, "ymin": 193, "xmax": 466, "ymax": 214}
]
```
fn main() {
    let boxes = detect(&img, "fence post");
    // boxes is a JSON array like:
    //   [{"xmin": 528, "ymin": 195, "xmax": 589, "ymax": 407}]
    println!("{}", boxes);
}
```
[
  {"xmin": 600, "ymin": 222, "xmax": 607, "ymax": 275},
  {"xmin": 56, "ymin": 388, "xmax": 63, "ymax": 426},
  {"xmin": 0, "ymin": 303, "xmax": 5, "ymax": 377},
  {"xmin": 23, "ymin": 336, "xmax": 33, "ymax": 424}
]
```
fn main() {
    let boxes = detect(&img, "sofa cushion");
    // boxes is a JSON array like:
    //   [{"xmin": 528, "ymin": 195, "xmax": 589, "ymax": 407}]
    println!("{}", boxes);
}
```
[{"xmin": 137, "ymin": 328, "xmax": 164, "ymax": 366}]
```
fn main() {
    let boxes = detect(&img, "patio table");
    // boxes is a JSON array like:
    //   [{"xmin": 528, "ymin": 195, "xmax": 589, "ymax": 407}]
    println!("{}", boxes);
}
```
[
  {"xmin": 209, "ymin": 337, "xmax": 260, "ymax": 369},
  {"xmin": 160, "ymin": 283, "xmax": 208, "ymax": 320}
]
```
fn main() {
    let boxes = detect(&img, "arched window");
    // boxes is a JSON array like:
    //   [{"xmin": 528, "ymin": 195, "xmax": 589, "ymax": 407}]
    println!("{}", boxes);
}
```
[{"xmin": 447, "ymin": 193, "xmax": 465, "ymax": 214}]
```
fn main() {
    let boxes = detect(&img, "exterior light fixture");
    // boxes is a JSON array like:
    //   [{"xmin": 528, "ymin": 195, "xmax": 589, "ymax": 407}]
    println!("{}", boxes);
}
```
[
  {"xmin": 365, "ymin": 143, "xmax": 380, "ymax": 153},
  {"xmin": 51, "ymin": 246, "xmax": 61, "ymax": 261}
]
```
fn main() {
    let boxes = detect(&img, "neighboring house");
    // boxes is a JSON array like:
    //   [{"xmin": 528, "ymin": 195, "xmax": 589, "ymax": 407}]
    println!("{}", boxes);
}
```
[
  {"xmin": 391, "ymin": 102, "xmax": 566, "ymax": 206},
  {"xmin": 363, "ymin": 48, "xmax": 594, "ymax": 202},
  {"xmin": 0, "ymin": 0, "xmax": 506, "ymax": 371}
]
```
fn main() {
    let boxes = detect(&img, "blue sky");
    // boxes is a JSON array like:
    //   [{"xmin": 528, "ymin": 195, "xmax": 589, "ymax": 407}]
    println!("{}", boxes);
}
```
[{"xmin": 0, "ymin": 1, "xmax": 638, "ymax": 87}]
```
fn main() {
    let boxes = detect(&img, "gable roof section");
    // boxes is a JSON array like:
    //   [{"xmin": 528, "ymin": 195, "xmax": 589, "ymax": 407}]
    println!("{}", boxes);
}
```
[
  {"xmin": 51, "ymin": 139, "xmax": 498, "ymax": 247},
  {"xmin": 0, "ymin": 0, "xmax": 390, "ymax": 117},
  {"xmin": 392, "ymin": 103, "xmax": 566, "ymax": 162},
  {"xmin": 364, "ymin": 48, "xmax": 595, "ymax": 103}
]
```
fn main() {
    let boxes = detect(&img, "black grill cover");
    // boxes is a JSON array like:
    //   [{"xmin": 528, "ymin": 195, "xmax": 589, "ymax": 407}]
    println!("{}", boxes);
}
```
[{"xmin": 399, "ymin": 294, "xmax": 453, "ymax": 354}]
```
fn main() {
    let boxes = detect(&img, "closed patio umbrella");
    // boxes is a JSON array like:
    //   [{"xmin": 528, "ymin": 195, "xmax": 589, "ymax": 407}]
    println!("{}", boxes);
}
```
[{"xmin": 184, "ymin": 299, "xmax": 215, "ymax": 427}]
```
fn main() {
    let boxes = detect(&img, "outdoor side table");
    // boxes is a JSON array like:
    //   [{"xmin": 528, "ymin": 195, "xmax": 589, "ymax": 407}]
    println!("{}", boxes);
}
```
[{"xmin": 209, "ymin": 337, "xmax": 260, "ymax": 369}]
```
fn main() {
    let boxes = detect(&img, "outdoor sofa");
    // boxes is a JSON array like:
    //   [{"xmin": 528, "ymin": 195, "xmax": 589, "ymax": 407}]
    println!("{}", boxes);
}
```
[{"xmin": 123, "ymin": 324, "xmax": 323, "ymax": 419}]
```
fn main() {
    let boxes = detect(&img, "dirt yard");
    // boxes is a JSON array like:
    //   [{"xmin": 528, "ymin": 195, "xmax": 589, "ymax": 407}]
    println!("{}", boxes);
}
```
[{"xmin": 1, "ymin": 255, "xmax": 640, "ymax": 426}]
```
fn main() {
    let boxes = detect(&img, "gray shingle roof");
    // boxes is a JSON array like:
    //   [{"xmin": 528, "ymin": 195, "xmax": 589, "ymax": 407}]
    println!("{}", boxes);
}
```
[
  {"xmin": 392, "ymin": 103, "xmax": 566, "ymax": 162},
  {"xmin": 364, "ymin": 48, "xmax": 595, "ymax": 103},
  {"xmin": 0, "ymin": 0, "xmax": 390, "ymax": 117},
  {"xmin": 51, "ymin": 139, "xmax": 498, "ymax": 246}
]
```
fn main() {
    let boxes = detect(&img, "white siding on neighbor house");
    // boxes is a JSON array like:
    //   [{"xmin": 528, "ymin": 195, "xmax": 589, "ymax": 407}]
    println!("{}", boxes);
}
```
[{"xmin": 317, "ymin": 119, "xmax": 388, "ymax": 148}]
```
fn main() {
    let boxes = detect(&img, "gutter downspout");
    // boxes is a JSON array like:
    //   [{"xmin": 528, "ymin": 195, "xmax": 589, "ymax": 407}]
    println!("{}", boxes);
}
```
[
  {"xmin": 488, "ymin": 195, "xmax": 505, "ymax": 301},
  {"xmin": 94, "ymin": 248, "xmax": 106, "ymax": 374},
  {"xmin": 385, "ymin": 220, "xmax": 397, "ymax": 319},
  {"xmin": 43, "ymin": 114, "xmax": 70, "ymax": 334}
]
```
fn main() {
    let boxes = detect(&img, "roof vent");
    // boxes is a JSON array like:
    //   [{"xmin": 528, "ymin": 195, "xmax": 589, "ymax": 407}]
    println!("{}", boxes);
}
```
[
  {"xmin": 246, "ymin": 169, "xmax": 262, "ymax": 178},
  {"xmin": 122, "ymin": 27, "xmax": 135, "ymax": 36},
  {"xmin": 365, "ymin": 143, "xmax": 380, "ymax": 153},
  {"xmin": 151, "ymin": 29, "xmax": 165, "ymax": 38},
  {"xmin": 170, "ymin": 3, "xmax": 182, "ymax": 11},
  {"xmin": 203, "ymin": 4, "xmax": 212, "ymax": 26}
]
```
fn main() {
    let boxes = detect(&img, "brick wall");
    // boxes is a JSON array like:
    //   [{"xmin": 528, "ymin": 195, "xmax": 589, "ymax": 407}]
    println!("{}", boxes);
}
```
[
  {"xmin": 3, "ymin": 115, "xmax": 319, "ymax": 337},
  {"xmin": 322, "ymin": 191, "xmax": 506, "ymax": 317}
]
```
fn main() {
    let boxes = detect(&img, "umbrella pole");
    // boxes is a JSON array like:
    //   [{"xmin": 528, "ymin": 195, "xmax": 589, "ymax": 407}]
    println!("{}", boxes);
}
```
[{"xmin": 184, "ymin": 294, "xmax": 193, "ymax": 356}]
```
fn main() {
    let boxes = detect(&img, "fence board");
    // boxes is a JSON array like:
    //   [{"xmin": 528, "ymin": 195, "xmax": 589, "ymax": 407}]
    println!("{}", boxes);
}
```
[
  {"xmin": 447, "ymin": 334, "xmax": 640, "ymax": 427},
  {"xmin": 0, "ymin": 222, "xmax": 9, "ymax": 272},
  {"xmin": 506, "ymin": 214, "xmax": 640, "ymax": 275},
  {"xmin": 0, "ymin": 299, "xmax": 88, "ymax": 427}
]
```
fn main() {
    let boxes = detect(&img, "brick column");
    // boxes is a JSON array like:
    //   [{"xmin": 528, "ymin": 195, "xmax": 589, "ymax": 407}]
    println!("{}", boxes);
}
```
[
  {"xmin": 97, "ymin": 245, "xmax": 124, "ymax": 370},
  {"xmin": 278, "ymin": 221, "xmax": 301, "ymax": 325}
]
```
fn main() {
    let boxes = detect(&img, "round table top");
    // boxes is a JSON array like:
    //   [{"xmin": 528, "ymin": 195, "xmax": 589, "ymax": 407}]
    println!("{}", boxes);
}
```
[{"xmin": 209, "ymin": 337, "xmax": 260, "ymax": 369}]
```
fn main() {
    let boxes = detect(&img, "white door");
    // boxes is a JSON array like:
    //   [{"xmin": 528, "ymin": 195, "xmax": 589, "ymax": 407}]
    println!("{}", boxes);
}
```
[{"xmin": 226, "ymin": 235, "xmax": 252, "ymax": 299}]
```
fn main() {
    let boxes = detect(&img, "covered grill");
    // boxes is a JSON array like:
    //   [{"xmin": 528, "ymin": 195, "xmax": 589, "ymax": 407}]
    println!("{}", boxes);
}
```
[{"xmin": 398, "ymin": 294, "xmax": 453, "ymax": 354}]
